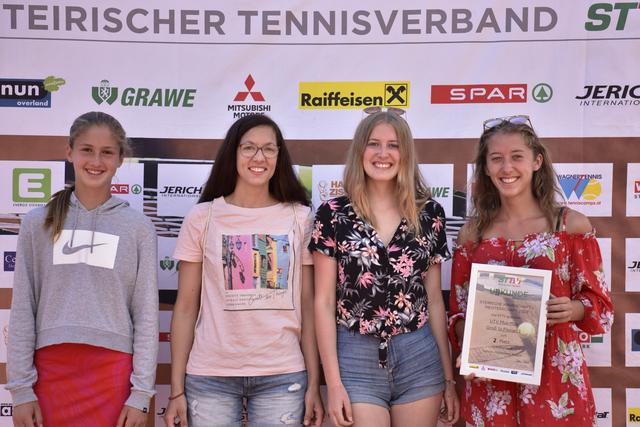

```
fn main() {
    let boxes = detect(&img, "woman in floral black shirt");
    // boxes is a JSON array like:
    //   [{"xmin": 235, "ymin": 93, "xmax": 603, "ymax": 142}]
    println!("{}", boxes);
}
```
[{"xmin": 309, "ymin": 111, "xmax": 459, "ymax": 427}]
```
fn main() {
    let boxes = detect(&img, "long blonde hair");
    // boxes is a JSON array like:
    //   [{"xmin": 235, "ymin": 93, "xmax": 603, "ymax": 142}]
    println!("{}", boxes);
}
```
[
  {"xmin": 343, "ymin": 111, "xmax": 430, "ymax": 234},
  {"xmin": 470, "ymin": 121, "xmax": 562, "ymax": 240},
  {"xmin": 45, "ymin": 112, "xmax": 130, "ymax": 241}
]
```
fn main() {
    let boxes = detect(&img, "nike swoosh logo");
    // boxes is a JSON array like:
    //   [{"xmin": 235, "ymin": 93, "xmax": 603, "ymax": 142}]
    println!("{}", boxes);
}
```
[{"xmin": 62, "ymin": 241, "xmax": 107, "ymax": 255}]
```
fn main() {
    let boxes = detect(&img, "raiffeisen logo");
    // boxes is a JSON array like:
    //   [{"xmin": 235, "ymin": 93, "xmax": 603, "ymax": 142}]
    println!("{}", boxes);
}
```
[
  {"xmin": 576, "ymin": 84, "xmax": 640, "ymax": 107},
  {"xmin": 299, "ymin": 81, "xmax": 409, "ymax": 109},
  {"xmin": 0, "ymin": 76, "xmax": 65, "ymax": 108},
  {"xmin": 630, "ymin": 407, "xmax": 640, "ymax": 423},
  {"xmin": 228, "ymin": 74, "xmax": 271, "ymax": 119},
  {"xmin": 585, "ymin": 2, "xmax": 640, "ymax": 31},
  {"xmin": 558, "ymin": 174, "xmax": 603, "ymax": 205},
  {"xmin": 91, "ymin": 79, "xmax": 196, "ymax": 107}
]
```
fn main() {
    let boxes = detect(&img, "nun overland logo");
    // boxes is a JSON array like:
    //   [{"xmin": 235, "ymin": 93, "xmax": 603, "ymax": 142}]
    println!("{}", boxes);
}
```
[{"xmin": 0, "ymin": 76, "xmax": 65, "ymax": 108}]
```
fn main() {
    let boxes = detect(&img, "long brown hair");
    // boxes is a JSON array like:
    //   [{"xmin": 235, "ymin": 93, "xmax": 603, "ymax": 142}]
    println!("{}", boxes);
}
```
[
  {"xmin": 45, "ymin": 112, "xmax": 130, "ymax": 241},
  {"xmin": 343, "ymin": 111, "xmax": 430, "ymax": 234},
  {"xmin": 199, "ymin": 114, "xmax": 309, "ymax": 206},
  {"xmin": 470, "ymin": 121, "xmax": 562, "ymax": 240}
]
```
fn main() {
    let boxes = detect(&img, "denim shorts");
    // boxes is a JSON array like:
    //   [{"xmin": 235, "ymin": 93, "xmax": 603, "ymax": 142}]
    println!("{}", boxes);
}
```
[
  {"xmin": 337, "ymin": 325, "xmax": 444, "ymax": 409},
  {"xmin": 185, "ymin": 370, "xmax": 307, "ymax": 427}
]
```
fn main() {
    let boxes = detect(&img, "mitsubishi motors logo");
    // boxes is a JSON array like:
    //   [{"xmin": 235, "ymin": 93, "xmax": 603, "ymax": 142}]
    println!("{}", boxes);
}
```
[
  {"xmin": 228, "ymin": 74, "xmax": 271, "ymax": 119},
  {"xmin": 234, "ymin": 75, "xmax": 265, "ymax": 102}
]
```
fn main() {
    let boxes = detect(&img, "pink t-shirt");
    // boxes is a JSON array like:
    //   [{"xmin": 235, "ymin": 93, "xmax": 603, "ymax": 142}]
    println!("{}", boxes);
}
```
[{"xmin": 173, "ymin": 197, "xmax": 313, "ymax": 376}]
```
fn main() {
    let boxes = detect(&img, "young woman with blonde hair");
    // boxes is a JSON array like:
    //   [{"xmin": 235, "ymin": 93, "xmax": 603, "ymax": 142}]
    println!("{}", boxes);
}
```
[{"xmin": 310, "ymin": 111, "xmax": 459, "ymax": 427}]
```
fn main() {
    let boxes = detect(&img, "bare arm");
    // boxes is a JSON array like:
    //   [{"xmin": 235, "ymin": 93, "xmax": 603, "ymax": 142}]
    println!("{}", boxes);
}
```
[
  {"xmin": 425, "ymin": 264, "xmax": 459, "ymax": 425},
  {"xmin": 313, "ymin": 252, "xmax": 352, "ymax": 426},
  {"xmin": 300, "ymin": 265, "xmax": 324, "ymax": 426},
  {"xmin": 164, "ymin": 261, "xmax": 202, "ymax": 427}
]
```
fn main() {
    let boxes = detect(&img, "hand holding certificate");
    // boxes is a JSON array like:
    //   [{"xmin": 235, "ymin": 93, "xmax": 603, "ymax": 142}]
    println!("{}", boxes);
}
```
[{"xmin": 459, "ymin": 263, "xmax": 552, "ymax": 385}]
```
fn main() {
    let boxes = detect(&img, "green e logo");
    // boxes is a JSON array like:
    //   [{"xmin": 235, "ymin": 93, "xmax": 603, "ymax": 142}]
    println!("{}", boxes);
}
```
[{"xmin": 12, "ymin": 168, "xmax": 51, "ymax": 202}]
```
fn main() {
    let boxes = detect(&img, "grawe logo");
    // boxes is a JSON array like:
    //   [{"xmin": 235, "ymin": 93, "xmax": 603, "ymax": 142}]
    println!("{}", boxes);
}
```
[
  {"xmin": 431, "ymin": 187, "xmax": 450, "ymax": 198},
  {"xmin": 585, "ymin": 2, "xmax": 640, "ymax": 31},
  {"xmin": 12, "ymin": 168, "xmax": 51, "ymax": 203},
  {"xmin": 228, "ymin": 74, "xmax": 271, "ymax": 118},
  {"xmin": 558, "ymin": 174, "xmax": 602, "ymax": 201},
  {"xmin": 159, "ymin": 256, "xmax": 179, "ymax": 273},
  {"xmin": 92, "ymin": 79, "xmax": 196, "ymax": 107},
  {"xmin": 3, "ymin": 251, "xmax": 16, "ymax": 272},
  {"xmin": 0, "ymin": 76, "xmax": 65, "ymax": 108},
  {"xmin": 299, "ymin": 81, "xmax": 410, "ymax": 109}
]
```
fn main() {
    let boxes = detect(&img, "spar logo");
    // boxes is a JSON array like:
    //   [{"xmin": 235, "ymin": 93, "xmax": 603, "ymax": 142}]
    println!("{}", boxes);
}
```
[
  {"xmin": 299, "ymin": 81, "xmax": 409, "ymax": 109},
  {"xmin": 228, "ymin": 74, "xmax": 271, "ymax": 118},
  {"xmin": 430, "ymin": 83, "xmax": 552, "ymax": 104},
  {"xmin": 12, "ymin": 168, "xmax": 52, "ymax": 205},
  {"xmin": 92, "ymin": 79, "xmax": 196, "ymax": 107},
  {"xmin": 585, "ymin": 2, "xmax": 640, "ymax": 31},
  {"xmin": 0, "ymin": 76, "xmax": 65, "ymax": 108},
  {"xmin": 111, "ymin": 183, "xmax": 141, "ymax": 195},
  {"xmin": 558, "ymin": 174, "xmax": 603, "ymax": 205}
]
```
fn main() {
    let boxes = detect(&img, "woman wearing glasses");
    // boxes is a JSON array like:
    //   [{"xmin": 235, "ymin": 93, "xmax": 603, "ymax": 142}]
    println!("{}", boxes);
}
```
[
  {"xmin": 448, "ymin": 116, "xmax": 613, "ymax": 426},
  {"xmin": 310, "ymin": 111, "xmax": 459, "ymax": 427},
  {"xmin": 164, "ymin": 115, "xmax": 324, "ymax": 426}
]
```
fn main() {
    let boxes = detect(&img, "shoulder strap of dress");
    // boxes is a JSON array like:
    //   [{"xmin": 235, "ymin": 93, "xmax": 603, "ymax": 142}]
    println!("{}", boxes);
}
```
[{"xmin": 555, "ymin": 207, "xmax": 568, "ymax": 232}]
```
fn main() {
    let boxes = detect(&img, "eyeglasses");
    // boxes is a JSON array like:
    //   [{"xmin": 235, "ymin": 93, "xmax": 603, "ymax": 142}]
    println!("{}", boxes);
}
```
[
  {"xmin": 363, "ymin": 106, "xmax": 406, "ymax": 116},
  {"xmin": 238, "ymin": 143, "xmax": 279, "ymax": 159},
  {"xmin": 483, "ymin": 115, "xmax": 533, "ymax": 130}
]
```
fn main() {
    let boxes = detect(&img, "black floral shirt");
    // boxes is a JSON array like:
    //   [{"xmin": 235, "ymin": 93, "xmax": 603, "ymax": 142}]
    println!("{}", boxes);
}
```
[{"xmin": 308, "ymin": 196, "xmax": 450, "ymax": 367}]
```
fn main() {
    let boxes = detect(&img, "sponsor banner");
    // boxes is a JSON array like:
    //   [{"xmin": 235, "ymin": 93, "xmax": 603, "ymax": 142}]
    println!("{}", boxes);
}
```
[
  {"xmin": 158, "ymin": 310, "xmax": 172, "ymax": 364},
  {"xmin": 554, "ymin": 163, "xmax": 613, "ymax": 217},
  {"xmin": 111, "ymin": 161, "xmax": 144, "ymax": 212},
  {"xmin": 0, "ymin": 161, "xmax": 65, "ymax": 214},
  {"xmin": 0, "ymin": 386, "xmax": 13, "ymax": 424},
  {"xmin": 627, "ymin": 164, "xmax": 640, "ymax": 217},
  {"xmin": 299, "ymin": 81, "xmax": 409, "ymax": 109},
  {"xmin": 593, "ymin": 388, "xmax": 612, "ymax": 427},
  {"xmin": 628, "ymin": 388, "xmax": 640, "ymax": 426},
  {"xmin": 311, "ymin": 165, "xmax": 345, "ymax": 210},
  {"xmin": 158, "ymin": 236, "xmax": 179, "ymax": 290},
  {"xmin": 0, "ymin": 235, "xmax": 18, "ymax": 288},
  {"xmin": 0, "ymin": 76, "xmax": 65, "ymax": 108},
  {"xmin": 579, "ymin": 325, "xmax": 611, "ymax": 367},
  {"xmin": 418, "ymin": 164, "xmax": 453, "ymax": 217},
  {"xmin": 91, "ymin": 79, "xmax": 197, "ymax": 108},
  {"xmin": 0, "ymin": 310, "xmax": 8, "ymax": 363},
  {"xmin": 156, "ymin": 163, "xmax": 211, "ymax": 217},
  {"xmin": 155, "ymin": 384, "xmax": 171, "ymax": 425},
  {"xmin": 227, "ymin": 74, "xmax": 272, "ymax": 120},
  {"xmin": 627, "ymin": 313, "xmax": 640, "ymax": 367},
  {"xmin": 627, "ymin": 239, "xmax": 640, "ymax": 292}
]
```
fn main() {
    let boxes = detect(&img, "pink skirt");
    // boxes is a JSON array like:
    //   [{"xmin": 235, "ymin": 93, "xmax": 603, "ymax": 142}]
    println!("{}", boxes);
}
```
[{"xmin": 34, "ymin": 343, "xmax": 132, "ymax": 427}]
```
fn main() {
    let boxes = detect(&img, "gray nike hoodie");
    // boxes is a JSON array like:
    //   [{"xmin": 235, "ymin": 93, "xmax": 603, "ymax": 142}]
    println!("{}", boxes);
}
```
[{"xmin": 6, "ymin": 193, "xmax": 159, "ymax": 412}]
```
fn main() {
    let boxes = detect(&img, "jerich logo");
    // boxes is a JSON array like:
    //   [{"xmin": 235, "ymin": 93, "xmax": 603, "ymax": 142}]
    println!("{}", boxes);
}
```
[
  {"xmin": 92, "ymin": 79, "xmax": 118, "ymax": 105},
  {"xmin": 234, "ymin": 75, "xmax": 265, "ymax": 102},
  {"xmin": 12, "ymin": 168, "xmax": 51, "ymax": 203}
]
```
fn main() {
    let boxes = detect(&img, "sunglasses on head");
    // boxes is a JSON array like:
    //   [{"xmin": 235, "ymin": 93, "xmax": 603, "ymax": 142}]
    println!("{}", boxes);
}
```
[
  {"xmin": 363, "ymin": 106, "xmax": 406, "ymax": 116},
  {"xmin": 483, "ymin": 115, "xmax": 533, "ymax": 130}
]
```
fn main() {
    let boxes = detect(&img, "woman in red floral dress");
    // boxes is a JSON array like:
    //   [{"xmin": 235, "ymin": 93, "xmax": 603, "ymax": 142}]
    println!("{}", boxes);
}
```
[{"xmin": 448, "ymin": 116, "xmax": 613, "ymax": 426}]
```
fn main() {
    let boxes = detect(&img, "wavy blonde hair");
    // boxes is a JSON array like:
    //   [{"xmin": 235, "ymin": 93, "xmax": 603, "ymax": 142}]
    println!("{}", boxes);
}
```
[
  {"xmin": 470, "ymin": 121, "xmax": 562, "ymax": 241},
  {"xmin": 344, "ymin": 111, "xmax": 430, "ymax": 234}
]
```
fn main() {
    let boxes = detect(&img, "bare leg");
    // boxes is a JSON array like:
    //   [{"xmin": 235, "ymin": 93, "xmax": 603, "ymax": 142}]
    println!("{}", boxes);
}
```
[
  {"xmin": 390, "ymin": 393, "xmax": 442, "ymax": 427},
  {"xmin": 351, "ymin": 403, "xmax": 390, "ymax": 427}
]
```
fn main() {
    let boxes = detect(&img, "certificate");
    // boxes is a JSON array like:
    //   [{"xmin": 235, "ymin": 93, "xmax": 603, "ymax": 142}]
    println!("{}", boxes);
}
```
[{"xmin": 459, "ymin": 263, "xmax": 552, "ymax": 385}]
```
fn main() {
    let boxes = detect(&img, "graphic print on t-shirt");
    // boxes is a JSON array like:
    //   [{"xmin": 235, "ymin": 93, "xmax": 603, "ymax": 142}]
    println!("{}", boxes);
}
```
[
  {"xmin": 52, "ymin": 229, "xmax": 119, "ymax": 269},
  {"xmin": 221, "ymin": 233, "xmax": 294, "ymax": 310}
]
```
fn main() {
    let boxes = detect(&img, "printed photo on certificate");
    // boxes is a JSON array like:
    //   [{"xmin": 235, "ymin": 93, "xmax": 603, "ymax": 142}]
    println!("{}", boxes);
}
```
[{"xmin": 459, "ymin": 263, "xmax": 552, "ymax": 385}]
